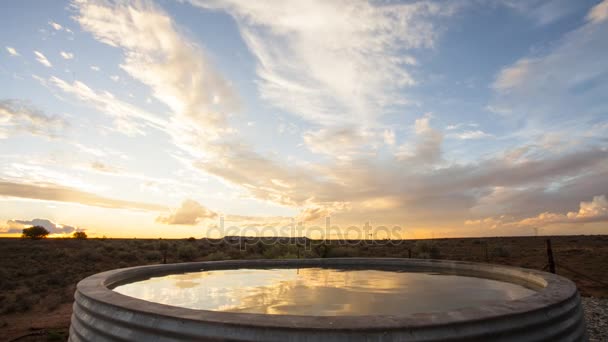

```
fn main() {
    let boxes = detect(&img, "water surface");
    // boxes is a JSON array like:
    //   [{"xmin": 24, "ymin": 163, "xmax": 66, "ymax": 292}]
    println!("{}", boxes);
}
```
[{"xmin": 113, "ymin": 268, "xmax": 536, "ymax": 315}]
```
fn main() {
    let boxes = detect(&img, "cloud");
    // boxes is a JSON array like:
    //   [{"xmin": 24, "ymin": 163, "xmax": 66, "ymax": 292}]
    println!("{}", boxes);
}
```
[
  {"xmin": 72, "ymin": 0, "xmax": 309, "ymax": 208},
  {"xmin": 60, "ymin": 51, "xmax": 74, "ymax": 59},
  {"xmin": 3, "ymin": 218, "xmax": 78, "ymax": 235},
  {"xmin": 302, "ymin": 127, "xmax": 371, "ymax": 159},
  {"xmin": 49, "ymin": 21, "xmax": 63, "ymax": 31},
  {"xmin": 383, "ymin": 129, "xmax": 396, "ymax": 146},
  {"xmin": 0, "ymin": 99, "xmax": 66, "ymax": 139},
  {"xmin": 501, "ymin": 0, "xmax": 580, "ymax": 26},
  {"xmin": 468, "ymin": 195, "xmax": 608, "ymax": 230},
  {"xmin": 491, "ymin": 3, "xmax": 608, "ymax": 127},
  {"xmin": 0, "ymin": 180, "xmax": 167, "ymax": 212},
  {"xmin": 156, "ymin": 199, "xmax": 217, "ymax": 225},
  {"xmin": 588, "ymin": 0, "xmax": 608, "ymax": 24},
  {"xmin": 34, "ymin": 51, "xmax": 52, "ymax": 67},
  {"xmin": 187, "ymin": 0, "xmax": 457, "ymax": 157},
  {"xmin": 68, "ymin": 0, "xmax": 608, "ymax": 233},
  {"xmin": 452, "ymin": 130, "xmax": 492, "ymax": 140},
  {"xmin": 90, "ymin": 161, "xmax": 119, "ymax": 174},
  {"xmin": 396, "ymin": 114, "xmax": 443, "ymax": 165},
  {"xmin": 74, "ymin": 0, "xmax": 239, "ymax": 134},
  {"xmin": 6, "ymin": 46, "xmax": 19, "ymax": 56},
  {"xmin": 46, "ymin": 76, "xmax": 166, "ymax": 136},
  {"xmin": 90, "ymin": 65, "xmax": 100, "ymax": 71}
]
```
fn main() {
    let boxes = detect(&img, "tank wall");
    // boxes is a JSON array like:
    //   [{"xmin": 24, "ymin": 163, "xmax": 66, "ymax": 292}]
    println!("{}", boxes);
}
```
[{"xmin": 69, "ymin": 258, "xmax": 587, "ymax": 342}]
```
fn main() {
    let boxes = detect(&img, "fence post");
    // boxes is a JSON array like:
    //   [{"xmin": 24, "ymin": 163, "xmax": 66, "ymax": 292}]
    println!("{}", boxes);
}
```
[
  {"xmin": 408, "ymin": 249, "xmax": 412, "ymax": 258},
  {"xmin": 546, "ymin": 239, "xmax": 556, "ymax": 274}
]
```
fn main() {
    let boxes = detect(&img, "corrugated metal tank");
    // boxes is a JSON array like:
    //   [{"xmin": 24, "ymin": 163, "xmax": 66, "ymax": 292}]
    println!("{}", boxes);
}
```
[{"xmin": 69, "ymin": 258, "xmax": 587, "ymax": 341}]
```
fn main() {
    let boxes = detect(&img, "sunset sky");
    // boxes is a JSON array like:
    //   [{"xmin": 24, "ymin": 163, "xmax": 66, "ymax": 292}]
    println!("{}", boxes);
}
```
[{"xmin": 1, "ymin": 0, "xmax": 607, "ymax": 239}]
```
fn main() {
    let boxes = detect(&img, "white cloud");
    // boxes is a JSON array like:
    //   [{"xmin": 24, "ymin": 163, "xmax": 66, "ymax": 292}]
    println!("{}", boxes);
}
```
[
  {"xmin": 60, "ymin": 51, "xmax": 74, "ymax": 59},
  {"xmin": 0, "ymin": 99, "xmax": 66, "ymax": 139},
  {"xmin": 110, "ymin": 75, "xmax": 120, "ymax": 82},
  {"xmin": 68, "ymin": 0, "xmax": 608, "ymax": 231},
  {"xmin": 46, "ymin": 76, "xmax": 166, "ymax": 136},
  {"xmin": 34, "ymin": 51, "xmax": 52, "ymax": 67},
  {"xmin": 74, "ymin": 0, "xmax": 239, "ymax": 137},
  {"xmin": 49, "ymin": 21, "xmax": 63, "ymax": 31},
  {"xmin": 6, "ymin": 46, "xmax": 19, "ymax": 56},
  {"xmin": 588, "ymin": 0, "xmax": 608, "ymax": 23},
  {"xmin": 157, "ymin": 199, "xmax": 217, "ymax": 225},
  {"xmin": 90, "ymin": 65, "xmax": 100, "ymax": 71},
  {"xmin": 397, "ymin": 114, "xmax": 443, "ymax": 165},
  {"xmin": 383, "ymin": 129, "xmax": 396, "ymax": 146},
  {"xmin": 188, "ymin": 0, "xmax": 452, "ymax": 136},
  {"xmin": 453, "ymin": 130, "xmax": 492, "ymax": 140},
  {"xmin": 470, "ymin": 195, "xmax": 608, "ymax": 229},
  {"xmin": 302, "ymin": 127, "xmax": 370, "ymax": 159}
]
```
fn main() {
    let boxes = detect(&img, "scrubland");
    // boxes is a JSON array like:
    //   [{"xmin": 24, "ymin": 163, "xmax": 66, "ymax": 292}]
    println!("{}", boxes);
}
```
[{"xmin": 1, "ymin": 235, "xmax": 606, "ymax": 341}]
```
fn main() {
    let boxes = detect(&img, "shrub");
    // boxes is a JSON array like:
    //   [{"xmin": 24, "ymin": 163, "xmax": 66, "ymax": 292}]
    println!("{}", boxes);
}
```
[
  {"xmin": 414, "ymin": 241, "xmax": 440, "ymax": 259},
  {"xmin": 491, "ymin": 246, "xmax": 510, "ymax": 258},
  {"xmin": 177, "ymin": 245, "xmax": 197, "ymax": 261},
  {"xmin": 326, "ymin": 246, "xmax": 358, "ymax": 258},
  {"xmin": 144, "ymin": 251, "xmax": 161, "ymax": 262},
  {"xmin": 77, "ymin": 249, "xmax": 102, "ymax": 262},
  {"xmin": 117, "ymin": 251, "xmax": 138, "ymax": 262},
  {"xmin": 204, "ymin": 251, "xmax": 227, "ymax": 261},
  {"xmin": 21, "ymin": 226, "xmax": 49, "ymax": 239},
  {"xmin": 186, "ymin": 237, "xmax": 196, "ymax": 242},
  {"xmin": 73, "ymin": 231, "xmax": 87, "ymax": 239}
]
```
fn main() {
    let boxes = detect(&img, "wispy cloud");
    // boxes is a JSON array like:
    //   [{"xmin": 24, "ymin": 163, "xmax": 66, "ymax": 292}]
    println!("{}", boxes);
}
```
[
  {"xmin": 49, "ymin": 21, "xmax": 63, "ymax": 31},
  {"xmin": 34, "ymin": 51, "xmax": 52, "ymax": 67},
  {"xmin": 491, "ymin": 2, "xmax": 608, "ymax": 125},
  {"xmin": 188, "ymin": 0, "xmax": 456, "ymax": 157},
  {"xmin": 0, "ymin": 99, "xmax": 66, "ymax": 139},
  {"xmin": 452, "ymin": 130, "xmax": 493, "ymax": 140},
  {"xmin": 587, "ymin": 0, "xmax": 608, "ymax": 24},
  {"xmin": 60, "ymin": 51, "xmax": 74, "ymax": 59},
  {"xmin": 0, "ymin": 180, "xmax": 167, "ymax": 212},
  {"xmin": 46, "ymin": 76, "xmax": 166, "ymax": 136},
  {"xmin": 5, "ymin": 46, "xmax": 19, "ymax": 56},
  {"xmin": 65, "ymin": 0, "xmax": 608, "ymax": 232}
]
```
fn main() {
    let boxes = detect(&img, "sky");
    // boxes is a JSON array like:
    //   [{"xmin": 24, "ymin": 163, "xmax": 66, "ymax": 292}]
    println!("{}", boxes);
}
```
[{"xmin": 0, "ymin": 0, "xmax": 607, "ymax": 239}]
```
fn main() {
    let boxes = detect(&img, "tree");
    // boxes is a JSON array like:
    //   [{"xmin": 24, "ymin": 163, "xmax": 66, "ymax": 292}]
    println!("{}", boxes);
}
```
[
  {"xmin": 21, "ymin": 226, "xmax": 50, "ymax": 240},
  {"xmin": 73, "ymin": 231, "xmax": 88, "ymax": 239}
]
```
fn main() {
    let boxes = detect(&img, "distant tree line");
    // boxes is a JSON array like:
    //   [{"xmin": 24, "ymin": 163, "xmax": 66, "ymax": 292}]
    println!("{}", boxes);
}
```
[{"xmin": 20, "ymin": 226, "xmax": 87, "ymax": 240}]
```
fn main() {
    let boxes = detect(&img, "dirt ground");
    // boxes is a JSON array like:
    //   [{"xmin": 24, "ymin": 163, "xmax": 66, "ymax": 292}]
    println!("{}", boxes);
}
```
[{"xmin": 1, "ymin": 235, "xmax": 606, "ymax": 341}]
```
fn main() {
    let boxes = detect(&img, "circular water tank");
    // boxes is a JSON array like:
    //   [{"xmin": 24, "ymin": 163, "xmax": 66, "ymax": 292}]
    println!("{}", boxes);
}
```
[{"xmin": 69, "ymin": 258, "xmax": 587, "ymax": 341}]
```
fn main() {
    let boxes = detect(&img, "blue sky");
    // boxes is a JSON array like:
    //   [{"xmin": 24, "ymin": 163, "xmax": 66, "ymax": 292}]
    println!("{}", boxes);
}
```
[{"xmin": 1, "ymin": 0, "xmax": 607, "ymax": 238}]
